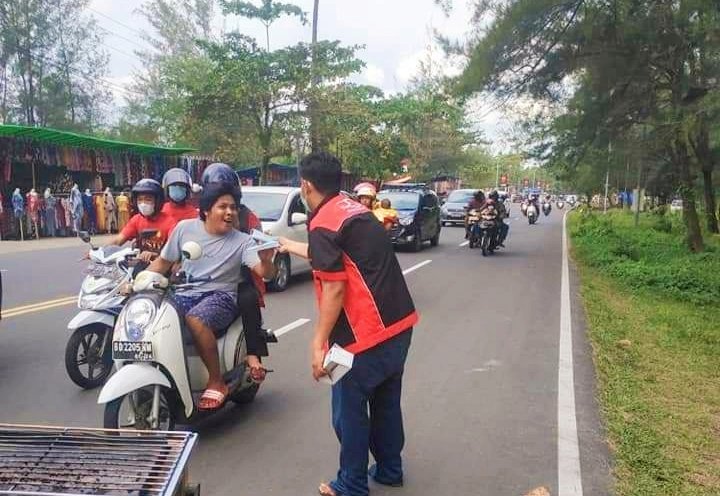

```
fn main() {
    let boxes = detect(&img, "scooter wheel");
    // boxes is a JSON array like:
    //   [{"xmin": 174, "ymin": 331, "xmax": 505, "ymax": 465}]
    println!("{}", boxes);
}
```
[
  {"xmin": 65, "ymin": 325, "xmax": 113, "ymax": 389},
  {"xmin": 104, "ymin": 386, "xmax": 176, "ymax": 431}
]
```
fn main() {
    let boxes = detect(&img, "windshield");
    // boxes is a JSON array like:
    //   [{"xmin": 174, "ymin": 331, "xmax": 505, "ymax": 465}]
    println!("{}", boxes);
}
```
[
  {"xmin": 241, "ymin": 192, "xmax": 288, "ymax": 222},
  {"xmin": 447, "ymin": 190, "xmax": 475, "ymax": 204},
  {"xmin": 377, "ymin": 192, "xmax": 419, "ymax": 211}
]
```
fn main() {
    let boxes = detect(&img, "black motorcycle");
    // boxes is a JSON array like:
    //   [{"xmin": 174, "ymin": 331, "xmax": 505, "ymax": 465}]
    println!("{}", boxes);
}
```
[{"xmin": 469, "ymin": 217, "xmax": 498, "ymax": 256}]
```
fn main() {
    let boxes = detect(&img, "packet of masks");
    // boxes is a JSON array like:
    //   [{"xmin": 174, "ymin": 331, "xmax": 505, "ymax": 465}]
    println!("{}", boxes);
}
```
[
  {"xmin": 320, "ymin": 344, "xmax": 354, "ymax": 385},
  {"xmin": 247, "ymin": 229, "xmax": 280, "ymax": 252}
]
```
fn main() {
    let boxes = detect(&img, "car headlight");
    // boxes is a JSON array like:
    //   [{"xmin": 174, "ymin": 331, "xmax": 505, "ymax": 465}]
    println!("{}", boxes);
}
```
[
  {"xmin": 399, "ymin": 217, "xmax": 414, "ymax": 226},
  {"xmin": 124, "ymin": 298, "xmax": 156, "ymax": 341}
]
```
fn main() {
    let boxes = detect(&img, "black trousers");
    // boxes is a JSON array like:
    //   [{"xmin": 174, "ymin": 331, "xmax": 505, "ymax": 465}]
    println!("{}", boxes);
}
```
[{"xmin": 236, "ymin": 282, "xmax": 268, "ymax": 358}]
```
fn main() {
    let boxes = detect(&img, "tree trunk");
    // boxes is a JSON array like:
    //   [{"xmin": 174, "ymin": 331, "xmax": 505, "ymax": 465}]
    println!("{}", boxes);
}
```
[
  {"xmin": 702, "ymin": 168, "xmax": 719, "ymax": 234},
  {"xmin": 675, "ymin": 137, "xmax": 704, "ymax": 252}
]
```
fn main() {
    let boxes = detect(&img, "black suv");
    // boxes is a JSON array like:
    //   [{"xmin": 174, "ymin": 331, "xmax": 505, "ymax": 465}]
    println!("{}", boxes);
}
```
[{"xmin": 377, "ymin": 185, "xmax": 442, "ymax": 251}]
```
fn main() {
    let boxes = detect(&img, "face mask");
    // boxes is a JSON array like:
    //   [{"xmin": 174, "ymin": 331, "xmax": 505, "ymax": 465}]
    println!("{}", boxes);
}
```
[
  {"xmin": 168, "ymin": 185, "xmax": 187, "ymax": 203},
  {"xmin": 137, "ymin": 202, "xmax": 155, "ymax": 217},
  {"xmin": 300, "ymin": 182, "xmax": 311, "ymax": 212}
]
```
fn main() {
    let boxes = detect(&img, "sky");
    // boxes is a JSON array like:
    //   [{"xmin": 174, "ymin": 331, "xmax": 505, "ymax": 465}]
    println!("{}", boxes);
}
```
[{"xmin": 88, "ymin": 0, "xmax": 510, "ymax": 145}]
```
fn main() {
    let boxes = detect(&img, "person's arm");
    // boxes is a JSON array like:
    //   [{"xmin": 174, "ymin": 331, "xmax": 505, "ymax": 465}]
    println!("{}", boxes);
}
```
[
  {"xmin": 278, "ymin": 237, "xmax": 309, "ymax": 259},
  {"xmin": 311, "ymin": 279, "xmax": 346, "ymax": 380},
  {"xmin": 146, "ymin": 256, "xmax": 174, "ymax": 275},
  {"xmin": 106, "ymin": 232, "xmax": 129, "ymax": 246},
  {"xmin": 251, "ymin": 248, "xmax": 277, "ymax": 279}
]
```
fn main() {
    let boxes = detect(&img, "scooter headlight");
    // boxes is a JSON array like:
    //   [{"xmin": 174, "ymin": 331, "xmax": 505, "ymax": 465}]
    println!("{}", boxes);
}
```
[{"xmin": 124, "ymin": 298, "xmax": 156, "ymax": 341}]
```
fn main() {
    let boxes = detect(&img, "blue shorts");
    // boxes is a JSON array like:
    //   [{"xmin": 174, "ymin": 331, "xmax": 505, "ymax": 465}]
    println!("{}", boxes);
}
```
[{"xmin": 172, "ymin": 292, "xmax": 239, "ymax": 335}]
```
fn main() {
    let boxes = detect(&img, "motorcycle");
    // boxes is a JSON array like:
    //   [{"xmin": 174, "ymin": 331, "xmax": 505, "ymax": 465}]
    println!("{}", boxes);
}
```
[
  {"xmin": 65, "ymin": 232, "xmax": 138, "ymax": 389},
  {"xmin": 467, "ymin": 209, "xmax": 498, "ymax": 256},
  {"xmin": 556, "ymin": 200, "xmax": 565, "ymax": 209},
  {"xmin": 542, "ymin": 201, "xmax": 552, "ymax": 216},
  {"xmin": 520, "ymin": 201, "xmax": 529, "ymax": 216},
  {"xmin": 527, "ymin": 203, "xmax": 538, "ymax": 225},
  {"xmin": 98, "ymin": 241, "xmax": 274, "ymax": 430}
]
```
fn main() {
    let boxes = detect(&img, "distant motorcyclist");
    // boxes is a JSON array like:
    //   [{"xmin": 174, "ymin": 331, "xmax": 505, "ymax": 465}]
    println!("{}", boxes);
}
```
[
  {"xmin": 161, "ymin": 168, "xmax": 198, "ymax": 223},
  {"xmin": 356, "ymin": 185, "xmax": 377, "ymax": 209},
  {"xmin": 465, "ymin": 190, "xmax": 486, "ymax": 239},
  {"xmin": 489, "ymin": 190, "xmax": 509, "ymax": 247}
]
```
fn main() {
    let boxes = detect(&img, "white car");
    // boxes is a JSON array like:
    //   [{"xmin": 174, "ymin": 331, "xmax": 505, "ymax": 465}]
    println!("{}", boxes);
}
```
[{"xmin": 242, "ymin": 186, "xmax": 311, "ymax": 291}]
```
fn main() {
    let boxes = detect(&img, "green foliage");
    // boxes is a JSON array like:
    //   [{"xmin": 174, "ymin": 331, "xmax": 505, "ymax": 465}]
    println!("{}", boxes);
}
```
[{"xmin": 569, "ymin": 211, "xmax": 720, "ymax": 306}]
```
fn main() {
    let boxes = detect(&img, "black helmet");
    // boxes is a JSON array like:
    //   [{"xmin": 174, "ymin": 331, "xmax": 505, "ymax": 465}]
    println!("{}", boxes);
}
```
[
  {"xmin": 131, "ymin": 178, "xmax": 164, "ymax": 216},
  {"xmin": 202, "ymin": 163, "xmax": 240, "ymax": 187},
  {"xmin": 489, "ymin": 190, "xmax": 499, "ymax": 201}
]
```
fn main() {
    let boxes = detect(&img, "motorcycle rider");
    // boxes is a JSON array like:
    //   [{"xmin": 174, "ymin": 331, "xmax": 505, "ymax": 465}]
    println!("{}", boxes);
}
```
[
  {"xmin": 373, "ymin": 198, "xmax": 398, "ymax": 230},
  {"xmin": 489, "ymin": 190, "xmax": 509, "ymax": 246},
  {"xmin": 356, "ymin": 185, "xmax": 377, "ymax": 209},
  {"xmin": 528, "ymin": 193, "xmax": 541, "ymax": 216},
  {"xmin": 465, "ymin": 190, "xmax": 486, "ymax": 239},
  {"xmin": 140, "ymin": 182, "xmax": 276, "ymax": 410},
  {"xmin": 161, "ymin": 168, "xmax": 198, "ymax": 223},
  {"xmin": 104, "ymin": 179, "xmax": 176, "ymax": 262}
]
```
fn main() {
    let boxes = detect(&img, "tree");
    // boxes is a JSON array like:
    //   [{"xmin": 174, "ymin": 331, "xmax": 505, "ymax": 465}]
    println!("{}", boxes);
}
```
[
  {"xmin": 219, "ymin": 0, "xmax": 307, "ymax": 51},
  {"xmin": 453, "ymin": 0, "xmax": 720, "ymax": 252}
]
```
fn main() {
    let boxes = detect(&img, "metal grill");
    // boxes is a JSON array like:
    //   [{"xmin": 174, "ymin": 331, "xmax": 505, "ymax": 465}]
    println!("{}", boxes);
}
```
[{"xmin": 0, "ymin": 424, "xmax": 197, "ymax": 496}]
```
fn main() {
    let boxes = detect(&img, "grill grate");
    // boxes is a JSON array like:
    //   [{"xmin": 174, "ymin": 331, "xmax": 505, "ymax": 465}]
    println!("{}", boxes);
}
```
[{"xmin": 0, "ymin": 424, "xmax": 196, "ymax": 496}]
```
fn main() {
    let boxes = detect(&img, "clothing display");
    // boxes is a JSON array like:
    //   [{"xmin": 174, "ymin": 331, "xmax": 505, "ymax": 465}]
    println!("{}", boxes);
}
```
[
  {"xmin": 104, "ymin": 188, "xmax": 117, "ymax": 233},
  {"xmin": 43, "ymin": 190, "xmax": 57, "ymax": 237},
  {"xmin": 82, "ymin": 189, "xmax": 96, "ymax": 234},
  {"xmin": 69, "ymin": 185, "xmax": 83, "ymax": 234},
  {"xmin": 94, "ymin": 193, "xmax": 106, "ymax": 233},
  {"xmin": 117, "ymin": 193, "xmax": 130, "ymax": 230}
]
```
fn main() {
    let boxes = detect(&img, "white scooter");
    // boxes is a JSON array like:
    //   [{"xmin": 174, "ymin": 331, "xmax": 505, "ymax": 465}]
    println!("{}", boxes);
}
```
[
  {"xmin": 65, "ymin": 232, "xmax": 137, "ymax": 389},
  {"xmin": 542, "ymin": 201, "xmax": 552, "ymax": 216},
  {"xmin": 557, "ymin": 200, "xmax": 565, "ymax": 209},
  {"xmin": 98, "ymin": 242, "xmax": 271, "ymax": 430},
  {"xmin": 527, "ymin": 203, "xmax": 538, "ymax": 225}
]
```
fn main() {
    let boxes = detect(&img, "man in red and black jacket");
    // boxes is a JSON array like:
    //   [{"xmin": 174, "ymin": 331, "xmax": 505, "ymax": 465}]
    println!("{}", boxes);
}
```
[{"xmin": 279, "ymin": 152, "xmax": 417, "ymax": 496}]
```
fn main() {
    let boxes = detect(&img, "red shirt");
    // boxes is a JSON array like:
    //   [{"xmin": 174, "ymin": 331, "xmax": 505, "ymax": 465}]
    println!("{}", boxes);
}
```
[
  {"xmin": 121, "ymin": 212, "xmax": 177, "ymax": 253},
  {"xmin": 161, "ymin": 202, "xmax": 198, "ymax": 224}
]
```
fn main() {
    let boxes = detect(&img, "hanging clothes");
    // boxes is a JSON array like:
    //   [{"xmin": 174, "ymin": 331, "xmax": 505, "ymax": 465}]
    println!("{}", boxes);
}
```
[
  {"xmin": 45, "ymin": 193, "xmax": 58, "ymax": 237},
  {"xmin": 82, "ymin": 190, "xmax": 96, "ymax": 234},
  {"xmin": 116, "ymin": 193, "xmax": 130, "ymax": 231},
  {"xmin": 94, "ymin": 194, "xmax": 106, "ymax": 233},
  {"xmin": 104, "ymin": 189, "xmax": 117, "ymax": 233},
  {"xmin": 69, "ymin": 186, "xmax": 83, "ymax": 234},
  {"xmin": 57, "ymin": 198, "xmax": 68, "ymax": 235}
]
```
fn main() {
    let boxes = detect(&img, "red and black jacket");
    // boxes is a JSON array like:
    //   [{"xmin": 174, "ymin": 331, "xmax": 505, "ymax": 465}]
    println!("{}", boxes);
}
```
[{"xmin": 309, "ymin": 194, "xmax": 418, "ymax": 354}]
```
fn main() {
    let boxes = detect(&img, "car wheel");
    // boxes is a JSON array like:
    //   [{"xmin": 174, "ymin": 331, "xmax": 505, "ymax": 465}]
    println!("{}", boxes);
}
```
[
  {"xmin": 268, "ymin": 254, "xmax": 290, "ymax": 292},
  {"xmin": 441, "ymin": 221, "xmax": 447, "ymax": 227},
  {"xmin": 410, "ymin": 230, "xmax": 423, "ymax": 252}
]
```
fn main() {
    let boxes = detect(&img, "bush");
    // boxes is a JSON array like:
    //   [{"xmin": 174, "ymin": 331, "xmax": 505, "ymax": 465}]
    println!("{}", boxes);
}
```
[{"xmin": 569, "ymin": 211, "xmax": 720, "ymax": 306}]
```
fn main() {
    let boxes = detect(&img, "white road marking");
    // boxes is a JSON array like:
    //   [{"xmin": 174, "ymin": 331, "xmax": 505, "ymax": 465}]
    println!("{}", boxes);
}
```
[
  {"xmin": 273, "ymin": 318, "xmax": 311, "ymax": 338},
  {"xmin": 402, "ymin": 260, "xmax": 432, "ymax": 275},
  {"xmin": 558, "ymin": 211, "xmax": 584, "ymax": 496},
  {"xmin": 459, "ymin": 240, "xmax": 469, "ymax": 247}
]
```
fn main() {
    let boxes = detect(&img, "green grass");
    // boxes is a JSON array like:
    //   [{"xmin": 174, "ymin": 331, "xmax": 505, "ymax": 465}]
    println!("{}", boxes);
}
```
[{"xmin": 569, "ymin": 210, "xmax": 720, "ymax": 496}]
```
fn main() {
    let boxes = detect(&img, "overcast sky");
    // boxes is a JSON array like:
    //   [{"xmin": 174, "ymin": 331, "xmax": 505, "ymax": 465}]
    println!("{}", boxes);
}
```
[{"xmin": 88, "ymin": 0, "xmax": 510, "ymax": 145}]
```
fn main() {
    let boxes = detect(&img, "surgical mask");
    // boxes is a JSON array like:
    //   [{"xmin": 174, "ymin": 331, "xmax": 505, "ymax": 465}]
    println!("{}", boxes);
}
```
[
  {"xmin": 168, "ymin": 185, "xmax": 187, "ymax": 203},
  {"xmin": 137, "ymin": 202, "xmax": 155, "ymax": 217}
]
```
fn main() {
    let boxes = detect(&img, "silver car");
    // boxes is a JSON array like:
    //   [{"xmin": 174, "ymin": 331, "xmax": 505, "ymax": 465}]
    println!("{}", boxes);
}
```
[
  {"xmin": 441, "ymin": 189, "xmax": 478, "ymax": 226},
  {"xmin": 241, "ymin": 186, "xmax": 312, "ymax": 291}
]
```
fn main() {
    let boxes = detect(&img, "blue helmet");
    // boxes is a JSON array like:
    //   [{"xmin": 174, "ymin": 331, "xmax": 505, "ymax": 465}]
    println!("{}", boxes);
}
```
[{"xmin": 201, "ymin": 163, "xmax": 240, "ymax": 188}]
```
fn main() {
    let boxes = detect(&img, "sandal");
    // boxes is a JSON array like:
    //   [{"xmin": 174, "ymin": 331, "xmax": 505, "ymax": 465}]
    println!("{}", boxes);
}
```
[
  {"xmin": 249, "ymin": 366, "xmax": 267, "ymax": 384},
  {"xmin": 198, "ymin": 387, "xmax": 228, "ymax": 411}
]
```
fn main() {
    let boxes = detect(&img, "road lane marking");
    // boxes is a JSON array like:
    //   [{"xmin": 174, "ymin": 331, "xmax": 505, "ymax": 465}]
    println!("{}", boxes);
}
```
[
  {"xmin": 3, "ymin": 297, "xmax": 77, "ymax": 318},
  {"xmin": 5, "ymin": 295, "xmax": 76, "ymax": 313},
  {"xmin": 402, "ymin": 260, "xmax": 432, "ymax": 275},
  {"xmin": 459, "ymin": 241, "xmax": 469, "ymax": 247},
  {"xmin": 558, "ymin": 211, "xmax": 584, "ymax": 496},
  {"xmin": 273, "ymin": 318, "xmax": 311, "ymax": 338}
]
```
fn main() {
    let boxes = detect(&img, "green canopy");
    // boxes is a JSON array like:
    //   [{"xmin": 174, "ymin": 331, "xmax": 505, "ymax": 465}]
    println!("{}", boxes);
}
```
[{"xmin": 0, "ymin": 124, "xmax": 196, "ymax": 156}]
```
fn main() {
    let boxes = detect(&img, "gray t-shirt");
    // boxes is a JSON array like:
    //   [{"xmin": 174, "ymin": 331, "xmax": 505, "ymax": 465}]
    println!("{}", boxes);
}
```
[{"xmin": 161, "ymin": 219, "xmax": 260, "ymax": 296}]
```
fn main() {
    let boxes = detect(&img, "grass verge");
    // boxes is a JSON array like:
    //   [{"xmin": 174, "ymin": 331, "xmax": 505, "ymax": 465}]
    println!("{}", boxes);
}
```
[{"xmin": 569, "ymin": 210, "xmax": 720, "ymax": 496}]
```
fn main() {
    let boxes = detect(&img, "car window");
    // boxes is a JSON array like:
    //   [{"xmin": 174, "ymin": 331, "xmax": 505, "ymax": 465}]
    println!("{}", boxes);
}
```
[
  {"xmin": 422, "ymin": 194, "xmax": 438, "ymax": 208},
  {"xmin": 447, "ymin": 190, "xmax": 475, "ymax": 203},
  {"xmin": 377, "ymin": 192, "xmax": 420, "ymax": 210},
  {"xmin": 242, "ymin": 192, "xmax": 288, "ymax": 222}
]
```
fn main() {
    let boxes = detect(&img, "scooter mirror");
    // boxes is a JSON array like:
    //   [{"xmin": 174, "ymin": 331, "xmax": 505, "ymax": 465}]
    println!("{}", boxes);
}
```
[
  {"xmin": 181, "ymin": 241, "xmax": 202, "ymax": 261},
  {"xmin": 79, "ymin": 231, "xmax": 91, "ymax": 244}
]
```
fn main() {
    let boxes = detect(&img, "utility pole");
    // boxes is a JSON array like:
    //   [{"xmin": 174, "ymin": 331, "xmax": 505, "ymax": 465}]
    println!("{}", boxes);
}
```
[
  {"xmin": 310, "ymin": 0, "xmax": 320, "ymax": 151},
  {"xmin": 604, "ymin": 140, "xmax": 612, "ymax": 214},
  {"xmin": 495, "ymin": 161, "xmax": 500, "ymax": 189}
]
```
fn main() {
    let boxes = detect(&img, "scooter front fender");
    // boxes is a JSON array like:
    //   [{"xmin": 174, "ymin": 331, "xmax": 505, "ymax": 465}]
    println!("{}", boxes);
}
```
[
  {"xmin": 68, "ymin": 310, "xmax": 115, "ymax": 331},
  {"xmin": 97, "ymin": 363, "xmax": 171, "ymax": 405}
]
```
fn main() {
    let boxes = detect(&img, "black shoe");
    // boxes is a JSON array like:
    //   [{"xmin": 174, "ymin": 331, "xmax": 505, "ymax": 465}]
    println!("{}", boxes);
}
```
[{"xmin": 368, "ymin": 464, "xmax": 403, "ymax": 487}]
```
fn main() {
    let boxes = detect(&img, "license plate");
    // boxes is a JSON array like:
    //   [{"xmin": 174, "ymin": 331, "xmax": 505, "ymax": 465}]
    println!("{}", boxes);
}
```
[{"xmin": 112, "ymin": 341, "xmax": 153, "ymax": 361}]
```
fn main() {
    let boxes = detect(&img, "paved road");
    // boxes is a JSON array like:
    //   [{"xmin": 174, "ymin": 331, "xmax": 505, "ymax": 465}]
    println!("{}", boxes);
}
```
[{"xmin": 0, "ymin": 210, "xmax": 612, "ymax": 495}]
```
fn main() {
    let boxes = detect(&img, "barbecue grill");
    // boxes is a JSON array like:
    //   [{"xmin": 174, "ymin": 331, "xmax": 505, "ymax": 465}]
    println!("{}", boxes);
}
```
[{"xmin": 0, "ymin": 424, "xmax": 198, "ymax": 496}]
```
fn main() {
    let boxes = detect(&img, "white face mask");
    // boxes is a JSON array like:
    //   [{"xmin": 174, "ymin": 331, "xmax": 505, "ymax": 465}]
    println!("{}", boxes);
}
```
[{"xmin": 137, "ymin": 202, "xmax": 155, "ymax": 217}]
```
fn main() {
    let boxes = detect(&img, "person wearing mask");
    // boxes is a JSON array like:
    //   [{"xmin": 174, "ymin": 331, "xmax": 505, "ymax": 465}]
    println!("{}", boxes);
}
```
[
  {"xmin": 279, "ymin": 152, "xmax": 417, "ymax": 496},
  {"xmin": 104, "ymin": 179, "xmax": 176, "ymax": 262},
  {"xmin": 140, "ymin": 182, "xmax": 276, "ymax": 410},
  {"xmin": 161, "ymin": 168, "xmax": 198, "ymax": 223}
]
